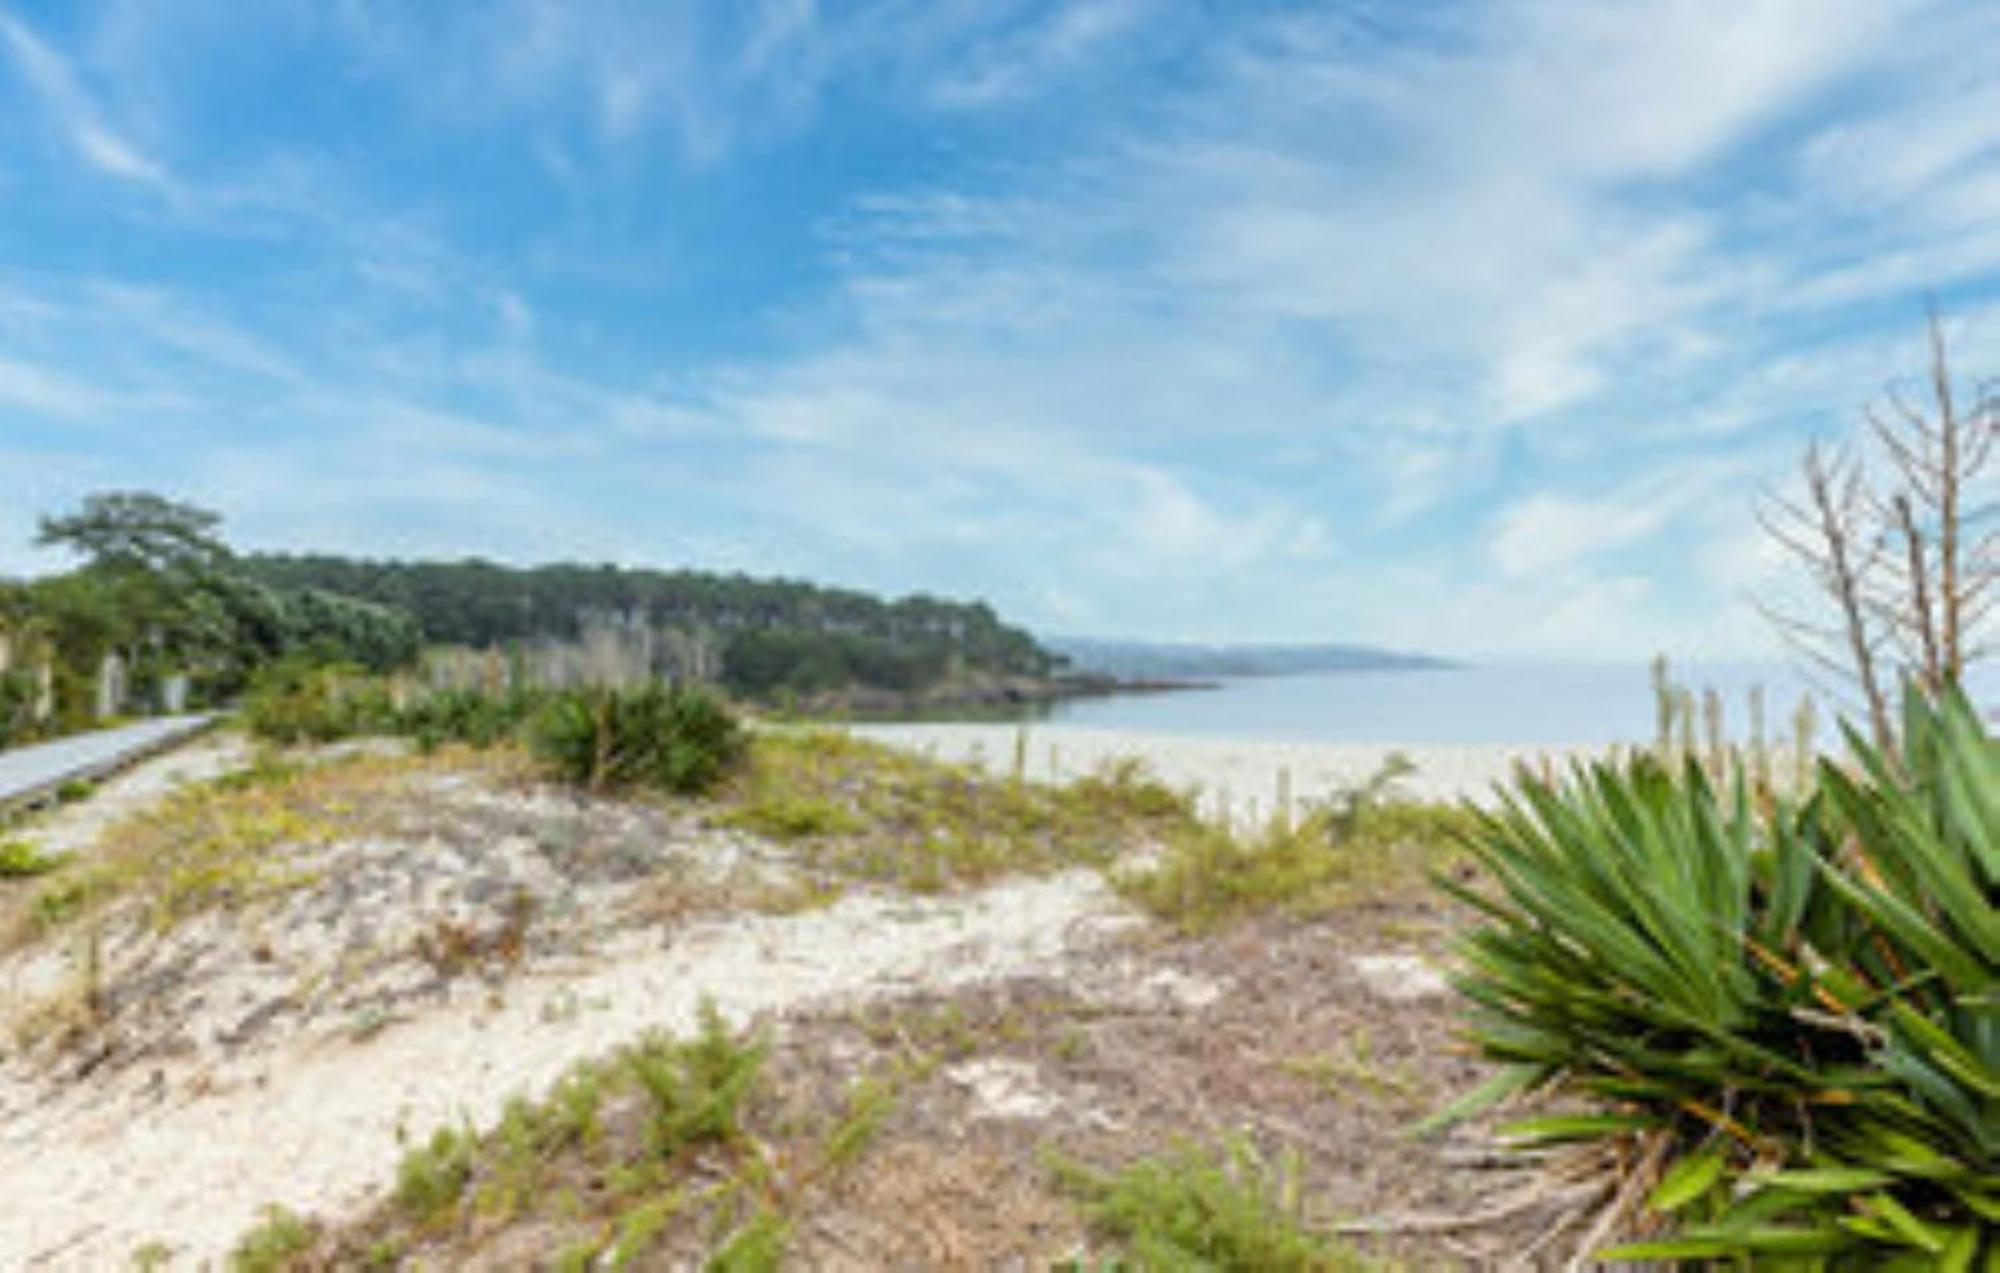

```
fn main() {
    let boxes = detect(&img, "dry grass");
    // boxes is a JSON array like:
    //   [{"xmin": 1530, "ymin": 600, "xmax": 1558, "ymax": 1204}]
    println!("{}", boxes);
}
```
[
  {"xmin": 252, "ymin": 902, "xmax": 1518, "ymax": 1268},
  {"xmin": 714, "ymin": 729, "xmax": 1196, "ymax": 894},
  {"xmin": 1113, "ymin": 799, "xmax": 1478, "ymax": 933},
  {"xmin": 2, "ymin": 747, "xmax": 496, "ymax": 950}
]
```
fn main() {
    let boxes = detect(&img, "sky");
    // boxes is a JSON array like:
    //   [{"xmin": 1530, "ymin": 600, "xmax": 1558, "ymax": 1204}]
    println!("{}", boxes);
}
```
[{"xmin": 1, "ymin": 0, "xmax": 1997, "ymax": 659}]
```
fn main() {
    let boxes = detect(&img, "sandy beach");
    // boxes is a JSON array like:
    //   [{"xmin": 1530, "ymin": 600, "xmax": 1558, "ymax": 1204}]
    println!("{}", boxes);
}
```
[{"xmin": 850, "ymin": 722, "xmax": 1602, "ymax": 823}]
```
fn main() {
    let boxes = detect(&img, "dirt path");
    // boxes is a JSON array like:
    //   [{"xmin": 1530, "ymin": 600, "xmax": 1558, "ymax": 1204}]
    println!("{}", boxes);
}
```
[{"xmin": 0, "ymin": 867, "xmax": 1132, "ymax": 1268}]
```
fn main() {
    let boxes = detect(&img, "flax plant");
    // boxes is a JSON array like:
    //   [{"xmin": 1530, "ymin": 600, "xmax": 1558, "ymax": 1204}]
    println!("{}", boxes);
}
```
[{"xmin": 1434, "ymin": 688, "xmax": 1997, "ymax": 1267}]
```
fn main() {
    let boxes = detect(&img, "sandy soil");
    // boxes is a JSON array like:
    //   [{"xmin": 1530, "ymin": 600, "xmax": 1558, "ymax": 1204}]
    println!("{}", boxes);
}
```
[
  {"xmin": 852, "ymin": 722, "xmax": 1600, "ymax": 822},
  {"xmin": 0, "ymin": 728, "xmax": 1524, "ymax": 1268},
  {"xmin": 1, "ymin": 865, "xmax": 1139, "ymax": 1267}
]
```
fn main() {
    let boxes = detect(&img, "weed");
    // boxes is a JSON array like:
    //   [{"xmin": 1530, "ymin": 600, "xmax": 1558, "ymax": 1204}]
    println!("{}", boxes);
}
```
[
  {"xmin": 5, "ymin": 751, "xmax": 425, "ymax": 947},
  {"xmin": 393, "ymin": 1123, "xmax": 475, "ymax": 1223},
  {"xmin": 1053, "ymin": 1138, "xmax": 1375, "ymax": 1271},
  {"xmin": 0, "ymin": 838, "xmax": 65, "ymax": 878},
  {"xmin": 720, "ymin": 730, "xmax": 1193, "ymax": 893},
  {"xmin": 1281, "ymin": 1029, "xmax": 1424, "ymax": 1107},
  {"xmin": 228, "ymin": 1204, "xmax": 315, "ymax": 1273},
  {"xmin": 1117, "ymin": 775, "xmax": 1475, "ymax": 932},
  {"xmin": 606, "ymin": 1194, "xmax": 686, "ymax": 1270},
  {"xmin": 628, "ymin": 1001, "xmax": 767, "ymax": 1156},
  {"xmin": 256, "ymin": 1001, "xmax": 906, "ymax": 1268},
  {"xmin": 706, "ymin": 1208, "xmax": 789, "ymax": 1272},
  {"xmin": 820, "ymin": 1073, "xmax": 898, "ymax": 1171}
]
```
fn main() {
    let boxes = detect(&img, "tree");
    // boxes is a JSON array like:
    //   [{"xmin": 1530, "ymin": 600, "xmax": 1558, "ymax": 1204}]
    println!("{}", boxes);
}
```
[
  {"xmin": 36, "ymin": 490, "xmax": 227, "ymax": 577},
  {"xmin": 1759, "ymin": 311, "xmax": 1998, "ymax": 748}
]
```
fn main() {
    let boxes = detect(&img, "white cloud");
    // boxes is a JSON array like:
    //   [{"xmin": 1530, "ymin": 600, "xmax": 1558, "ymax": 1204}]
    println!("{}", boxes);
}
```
[
  {"xmin": 0, "ymin": 356, "xmax": 115, "ymax": 415},
  {"xmin": 0, "ymin": 7, "xmax": 172, "ymax": 189}
]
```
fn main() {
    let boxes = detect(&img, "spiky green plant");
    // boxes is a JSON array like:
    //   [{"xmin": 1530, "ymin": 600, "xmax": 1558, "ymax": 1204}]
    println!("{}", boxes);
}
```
[
  {"xmin": 1435, "ymin": 687, "xmax": 1997, "ymax": 1267},
  {"xmin": 530, "ymin": 683, "xmax": 745, "ymax": 795}
]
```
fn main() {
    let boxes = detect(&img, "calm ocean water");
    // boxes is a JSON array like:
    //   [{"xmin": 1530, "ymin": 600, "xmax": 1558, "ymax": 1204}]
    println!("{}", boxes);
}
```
[{"xmin": 1009, "ymin": 661, "xmax": 1901, "ymax": 746}]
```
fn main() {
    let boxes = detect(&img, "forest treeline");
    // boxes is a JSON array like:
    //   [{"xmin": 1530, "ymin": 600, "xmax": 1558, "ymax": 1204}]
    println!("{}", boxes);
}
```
[
  {"xmin": 1, "ymin": 493, "xmax": 416, "ymax": 741},
  {"xmin": 2, "ymin": 494, "xmax": 1065, "ymax": 742},
  {"xmin": 238, "ymin": 554, "xmax": 1059, "ymax": 698}
]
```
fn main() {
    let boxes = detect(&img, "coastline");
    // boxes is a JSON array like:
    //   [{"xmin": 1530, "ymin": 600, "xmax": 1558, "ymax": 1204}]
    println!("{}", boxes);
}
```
[{"xmin": 849, "ymin": 721, "xmax": 1605, "ymax": 820}]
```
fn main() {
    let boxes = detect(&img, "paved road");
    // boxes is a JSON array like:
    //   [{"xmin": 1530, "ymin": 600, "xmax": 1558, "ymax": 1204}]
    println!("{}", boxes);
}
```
[{"xmin": 0, "ymin": 715, "xmax": 215, "ymax": 811}]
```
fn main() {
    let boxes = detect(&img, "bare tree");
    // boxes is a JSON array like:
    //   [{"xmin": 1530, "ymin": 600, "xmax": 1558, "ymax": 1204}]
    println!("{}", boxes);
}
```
[{"xmin": 1759, "ymin": 310, "xmax": 1998, "ymax": 749}]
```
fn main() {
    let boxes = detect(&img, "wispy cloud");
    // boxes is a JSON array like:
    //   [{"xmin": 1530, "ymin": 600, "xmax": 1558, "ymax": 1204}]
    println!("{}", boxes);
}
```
[
  {"xmin": 3, "ymin": 2, "xmax": 1999, "ymax": 658},
  {"xmin": 0, "ymin": 6, "xmax": 172, "ymax": 189}
]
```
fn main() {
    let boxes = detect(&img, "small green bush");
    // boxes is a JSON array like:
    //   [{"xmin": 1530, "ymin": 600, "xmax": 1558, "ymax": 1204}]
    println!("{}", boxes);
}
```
[
  {"xmin": 241, "ymin": 660, "xmax": 396, "ymax": 743},
  {"xmin": 0, "ymin": 838, "xmax": 66, "ymax": 878},
  {"xmin": 627, "ymin": 1000, "xmax": 767, "ymax": 1156},
  {"xmin": 1117, "ymin": 797, "xmax": 1474, "ymax": 931},
  {"xmin": 394, "ymin": 1124, "xmax": 476, "ymax": 1223},
  {"xmin": 397, "ymin": 685, "xmax": 542, "ymax": 752},
  {"xmin": 530, "ymin": 684, "xmax": 745, "ymax": 795},
  {"xmin": 228, "ymin": 1205, "xmax": 315, "ymax": 1273}
]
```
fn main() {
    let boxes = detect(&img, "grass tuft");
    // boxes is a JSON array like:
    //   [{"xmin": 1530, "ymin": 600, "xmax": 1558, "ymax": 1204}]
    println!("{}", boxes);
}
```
[
  {"xmin": 719, "ymin": 730, "xmax": 1195, "ymax": 893},
  {"xmin": 1116, "ymin": 795, "xmax": 1475, "ymax": 932},
  {"xmin": 1052, "ymin": 1137, "xmax": 1379, "ymax": 1271}
]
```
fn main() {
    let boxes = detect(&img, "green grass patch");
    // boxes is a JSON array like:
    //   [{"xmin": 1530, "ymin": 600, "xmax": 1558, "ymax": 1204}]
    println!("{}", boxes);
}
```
[
  {"xmin": 1052, "ymin": 1137, "xmax": 1381, "ymax": 1271},
  {"xmin": 228, "ymin": 1205, "xmax": 316, "ymax": 1273},
  {"xmin": 1115, "ymin": 796, "xmax": 1476, "ymax": 932},
  {"xmin": 718, "ymin": 729, "xmax": 1197, "ymax": 893},
  {"xmin": 0, "ymin": 838, "xmax": 66, "ymax": 878},
  {"xmin": 260, "ymin": 1000, "xmax": 911, "ymax": 1269},
  {"xmin": 3, "ymin": 748, "xmax": 447, "ymax": 946}
]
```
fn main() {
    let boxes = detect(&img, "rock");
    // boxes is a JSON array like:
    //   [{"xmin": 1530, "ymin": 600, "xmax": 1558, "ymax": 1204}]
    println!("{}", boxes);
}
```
[{"xmin": 1350, "ymin": 953, "xmax": 1450, "ymax": 1001}]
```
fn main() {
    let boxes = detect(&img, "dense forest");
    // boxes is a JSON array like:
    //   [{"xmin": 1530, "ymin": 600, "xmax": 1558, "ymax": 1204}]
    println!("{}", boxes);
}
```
[
  {"xmin": 238, "ymin": 554, "xmax": 1060, "ymax": 698},
  {"xmin": 1, "ymin": 493, "xmax": 1065, "ymax": 743}
]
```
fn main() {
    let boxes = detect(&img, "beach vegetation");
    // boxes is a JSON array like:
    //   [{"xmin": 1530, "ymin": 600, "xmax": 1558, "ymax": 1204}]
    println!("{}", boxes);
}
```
[
  {"xmin": 255, "ymin": 1000, "xmax": 910, "ymax": 1269},
  {"xmin": 529, "ymin": 682, "xmax": 744, "ymax": 795},
  {"xmin": 720, "ymin": 729, "xmax": 1195, "ymax": 892},
  {"xmin": 1433, "ymin": 686, "xmax": 1998, "ymax": 1265},
  {"xmin": 0, "ymin": 838, "xmax": 65, "ymax": 878},
  {"xmin": 1051, "ymin": 1137, "xmax": 1377, "ymax": 1271},
  {"xmin": 2, "ymin": 749, "xmax": 433, "ymax": 948},
  {"xmin": 1115, "ymin": 759, "xmax": 1475, "ymax": 930},
  {"xmin": 228, "ymin": 1205, "xmax": 316, "ymax": 1273}
]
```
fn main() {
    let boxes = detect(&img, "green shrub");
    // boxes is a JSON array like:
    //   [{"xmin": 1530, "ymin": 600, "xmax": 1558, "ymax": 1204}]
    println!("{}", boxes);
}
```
[
  {"xmin": 530, "ymin": 684, "xmax": 745, "ymax": 795},
  {"xmin": 1435, "ymin": 687, "xmax": 1998, "ymax": 1266},
  {"xmin": 1053, "ymin": 1138, "xmax": 1372, "ymax": 1271},
  {"xmin": 626, "ymin": 1000, "xmax": 767, "ymax": 1156},
  {"xmin": 394, "ymin": 1124, "xmax": 475, "ymax": 1223},
  {"xmin": 228, "ymin": 1205, "xmax": 314, "ymax": 1272},
  {"xmin": 0, "ymin": 839, "xmax": 65, "ymax": 878},
  {"xmin": 1117, "ymin": 798, "xmax": 1474, "ymax": 931},
  {"xmin": 241, "ymin": 660, "xmax": 396, "ymax": 743},
  {"xmin": 398, "ymin": 685, "xmax": 540, "ymax": 751}
]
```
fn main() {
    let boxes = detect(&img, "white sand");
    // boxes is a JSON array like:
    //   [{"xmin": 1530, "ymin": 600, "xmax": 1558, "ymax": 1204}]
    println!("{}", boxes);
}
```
[
  {"xmin": 851, "ymin": 723, "xmax": 1598, "ymax": 823},
  {"xmin": 0, "ymin": 722, "xmax": 1560, "ymax": 1267},
  {"xmin": 0, "ymin": 871, "xmax": 1133, "ymax": 1268}
]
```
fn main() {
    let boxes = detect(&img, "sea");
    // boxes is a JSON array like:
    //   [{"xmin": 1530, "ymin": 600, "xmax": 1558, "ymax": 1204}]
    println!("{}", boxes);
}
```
[{"xmin": 990, "ymin": 659, "xmax": 1991, "ymax": 747}]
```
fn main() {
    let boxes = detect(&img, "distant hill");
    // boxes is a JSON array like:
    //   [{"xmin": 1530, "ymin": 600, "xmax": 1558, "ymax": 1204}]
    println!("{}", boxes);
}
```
[{"xmin": 1046, "ymin": 637, "xmax": 1449, "ymax": 680}]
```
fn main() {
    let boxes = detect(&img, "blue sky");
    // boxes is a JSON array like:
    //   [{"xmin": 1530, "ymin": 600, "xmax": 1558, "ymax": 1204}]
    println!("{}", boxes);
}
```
[{"xmin": 2, "ymin": 1, "xmax": 1997, "ymax": 658}]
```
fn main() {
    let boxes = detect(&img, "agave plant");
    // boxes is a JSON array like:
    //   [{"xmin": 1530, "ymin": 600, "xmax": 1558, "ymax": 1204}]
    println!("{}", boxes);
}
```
[{"xmin": 1435, "ymin": 688, "xmax": 1997, "ymax": 1268}]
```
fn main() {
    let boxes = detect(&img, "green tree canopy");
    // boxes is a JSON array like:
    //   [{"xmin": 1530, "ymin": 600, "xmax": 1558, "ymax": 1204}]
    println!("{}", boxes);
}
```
[{"xmin": 36, "ymin": 490, "xmax": 228, "ymax": 577}]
